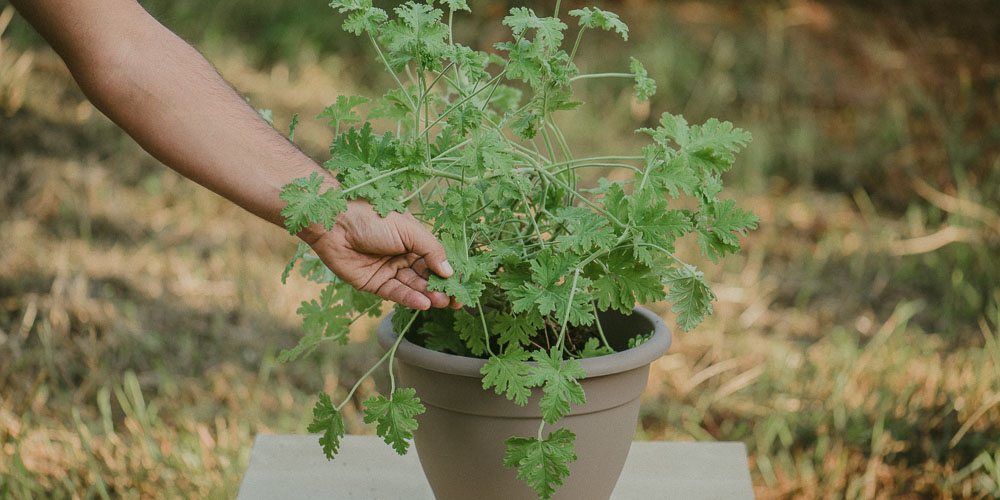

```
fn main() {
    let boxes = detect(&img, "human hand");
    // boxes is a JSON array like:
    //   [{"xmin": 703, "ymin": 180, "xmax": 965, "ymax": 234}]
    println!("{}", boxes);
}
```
[{"xmin": 303, "ymin": 199, "xmax": 462, "ymax": 310}]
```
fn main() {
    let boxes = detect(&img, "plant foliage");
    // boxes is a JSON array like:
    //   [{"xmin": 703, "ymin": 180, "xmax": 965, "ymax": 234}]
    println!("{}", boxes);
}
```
[{"xmin": 281, "ymin": 2, "xmax": 756, "ymax": 497}]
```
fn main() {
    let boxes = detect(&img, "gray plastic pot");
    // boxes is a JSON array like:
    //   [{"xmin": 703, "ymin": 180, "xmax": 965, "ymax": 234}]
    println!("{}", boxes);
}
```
[{"xmin": 376, "ymin": 306, "xmax": 671, "ymax": 500}]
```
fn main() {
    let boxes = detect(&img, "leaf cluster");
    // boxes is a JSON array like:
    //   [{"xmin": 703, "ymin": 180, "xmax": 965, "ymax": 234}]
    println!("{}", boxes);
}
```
[{"xmin": 281, "ymin": 3, "xmax": 757, "ymax": 498}]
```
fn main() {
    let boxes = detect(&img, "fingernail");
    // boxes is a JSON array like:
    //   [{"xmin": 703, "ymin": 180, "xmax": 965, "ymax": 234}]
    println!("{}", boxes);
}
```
[{"xmin": 441, "ymin": 260, "xmax": 454, "ymax": 276}]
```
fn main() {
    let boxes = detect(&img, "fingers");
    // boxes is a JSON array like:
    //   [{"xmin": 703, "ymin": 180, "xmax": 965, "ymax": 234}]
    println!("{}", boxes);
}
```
[
  {"xmin": 410, "ymin": 258, "xmax": 463, "ymax": 309},
  {"xmin": 396, "ymin": 267, "xmax": 451, "ymax": 309},
  {"xmin": 375, "ymin": 278, "xmax": 432, "ymax": 310},
  {"xmin": 397, "ymin": 216, "xmax": 453, "ymax": 279}
]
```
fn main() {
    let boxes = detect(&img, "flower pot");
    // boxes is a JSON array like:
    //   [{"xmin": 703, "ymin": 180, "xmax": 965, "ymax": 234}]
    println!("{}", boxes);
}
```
[{"xmin": 376, "ymin": 306, "xmax": 671, "ymax": 500}]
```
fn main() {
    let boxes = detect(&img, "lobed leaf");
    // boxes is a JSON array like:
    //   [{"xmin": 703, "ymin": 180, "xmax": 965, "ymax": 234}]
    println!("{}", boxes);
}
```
[
  {"xmin": 307, "ymin": 392, "xmax": 346, "ymax": 459},
  {"xmin": 663, "ymin": 266, "xmax": 716, "ymax": 331},
  {"xmin": 279, "ymin": 172, "xmax": 347, "ymax": 234},
  {"xmin": 526, "ymin": 348, "xmax": 587, "ymax": 424},
  {"xmin": 481, "ymin": 345, "xmax": 533, "ymax": 406},
  {"xmin": 503, "ymin": 428, "xmax": 578, "ymax": 499},
  {"xmin": 362, "ymin": 388, "xmax": 425, "ymax": 455},
  {"xmin": 569, "ymin": 7, "xmax": 629, "ymax": 40}
]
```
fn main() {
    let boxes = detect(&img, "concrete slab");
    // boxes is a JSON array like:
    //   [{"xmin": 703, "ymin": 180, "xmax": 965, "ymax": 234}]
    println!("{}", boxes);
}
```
[{"xmin": 237, "ymin": 434, "xmax": 754, "ymax": 499}]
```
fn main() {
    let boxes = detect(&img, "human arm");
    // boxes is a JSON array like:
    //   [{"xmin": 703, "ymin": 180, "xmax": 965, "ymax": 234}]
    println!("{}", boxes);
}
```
[{"xmin": 10, "ymin": 0, "xmax": 458, "ymax": 310}]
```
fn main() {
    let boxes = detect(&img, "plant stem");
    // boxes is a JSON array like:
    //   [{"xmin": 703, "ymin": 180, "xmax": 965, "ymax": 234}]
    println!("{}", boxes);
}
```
[
  {"xmin": 368, "ymin": 33, "xmax": 415, "ymax": 110},
  {"xmin": 388, "ymin": 311, "xmax": 420, "ymax": 392},
  {"xmin": 591, "ymin": 303, "xmax": 613, "ymax": 351},
  {"xmin": 547, "ymin": 155, "xmax": 644, "ymax": 169},
  {"xmin": 570, "ymin": 72, "xmax": 633, "ymax": 82},
  {"xmin": 339, "ymin": 167, "xmax": 411, "ymax": 195},
  {"xmin": 422, "ymin": 71, "xmax": 506, "ymax": 136},
  {"xmin": 568, "ymin": 28, "xmax": 586, "ymax": 63},
  {"xmin": 555, "ymin": 268, "xmax": 581, "ymax": 352},
  {"xmin": 425, "ymin": 61, "xmax": 456, "ymax": 96},
  {"xmin": 533, "ymin": 166, "xmax": 626, "ymax": 228},
  {"xmin": 476, "ymin": 303, "xmax": 496, "ymax": 357},
  {"xmin": 334, "ymin": 309, "xmax": 418, "ymax": 411}
]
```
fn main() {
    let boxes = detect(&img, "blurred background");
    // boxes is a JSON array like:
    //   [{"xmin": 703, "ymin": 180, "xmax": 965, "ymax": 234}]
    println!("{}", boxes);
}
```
[{"xmin": 1, "ymin": 0, "xmax": 998, "ymax": 497}]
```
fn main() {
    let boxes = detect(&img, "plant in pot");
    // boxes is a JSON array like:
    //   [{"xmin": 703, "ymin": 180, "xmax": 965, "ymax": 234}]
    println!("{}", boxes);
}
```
[{"xmin": 277, "ymin": 1, "xmax": 757, "ymax": 499}]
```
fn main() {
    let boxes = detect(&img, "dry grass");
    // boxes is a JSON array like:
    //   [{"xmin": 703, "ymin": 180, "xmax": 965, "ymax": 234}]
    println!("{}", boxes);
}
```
[{"xmin": 2, "ymin": 2, "xmax": 1000, "ymax": 498}]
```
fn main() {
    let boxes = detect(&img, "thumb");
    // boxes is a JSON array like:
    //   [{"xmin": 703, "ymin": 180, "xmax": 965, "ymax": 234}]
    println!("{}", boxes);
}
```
[{"xmin": 398, "ymin": 215, "xmax": 453, "ymax": 278}]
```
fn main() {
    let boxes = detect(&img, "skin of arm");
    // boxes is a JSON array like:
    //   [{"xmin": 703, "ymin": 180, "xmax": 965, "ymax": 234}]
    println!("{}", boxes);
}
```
[{"xmin": 11, "ymin": 0, "xmax": 460, "ymax": 310}]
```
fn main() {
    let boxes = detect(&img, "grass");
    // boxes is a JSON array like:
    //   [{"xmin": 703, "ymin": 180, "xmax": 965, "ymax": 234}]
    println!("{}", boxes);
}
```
[{"xmin": 2, "ymin": 1, "xmax": 999, "ymax": 498}]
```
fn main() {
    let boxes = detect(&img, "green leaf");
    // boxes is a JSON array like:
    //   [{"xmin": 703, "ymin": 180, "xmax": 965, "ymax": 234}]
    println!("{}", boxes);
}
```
[
  {"xmin": 569, "ymin": 7, "xmax": 629, "ymax": 40},
  {"xmin": 579, "ymin": 337, "xmax": 614, "ymax": 358},
  {"xmin": 446, "ymin": 104, "xmax": 483, "ymax": 137},
  {"xmin": 381, "ymin": 3, "xmax": 449, "ymax": 70},
  {"xmin": 297, "ymin": 285, "xmax": 352, "ymax": 342},
  {"xmin": 503, "ymin": 428, "xmax": 578, "ymax": 500},
  {"xmin": 503, "ymin": 8, "xmax": 567, "ymax": 53},
  {"xmin": 288, "ymin": 112, "xmax": 300, "ymax": 141},
  {"xmin": 367, "ymin": 87, "xmax": 415, "ymax": 124},
  {"xmin": 494, "ymin": 311, "xmax": 542, "ymax": 347},
  {"xmin": 628, "ymin": 195, "xmax": 693, "ymax": 264},
  {"xmin": 639, "ymin": 112, "xmax": 689, "ymax": 148},
  {"xmin": 526, "ymin": 348, "xmax": 586, "ymax": 424},
  {"xmin": 318, "ymin": 95, "xmax": 372, "ymax": 128},
  {"xmin": 417, "ymin": 309, "xmax": 469, "ymax": 355},
  {"xmin": 508, "ymin": 251, "xmax": 595, "ymax": 327},
  {"xmin": 426, "ymin": 232, "xmax": 493, "ymax": 305},
  {"xmin": 552, "ymin": 207, "xmax": 615, "ymax": 253},
  {"xmin": 481, "ymin": 345, "xmax": 532, "ymax": 406},
  {"xmin": 630, "ymin": 57, "xmax": 656, "ymax": 103},
  {"xmin": 664, "ymin": 266, "xmax": 716, "ymax": 331},
  {"xmin": 362, "ymin": 388, "xmax": 425, "ymax": 455},
  {"xmin": 434, "ymin": 0, "xmax": 469, "ymax": 12},
  {"xmin": 454, "ymin": 308, "xmax": 488, "ymax": 356},
  {"xmin": 642, "ymin": 145, "xmax": 699, "ymax": 199},
  {"xmin": 627, "ymin": 331, "xmax": 653, "ymax": 349},
  {"xmin": 307, "ymin": 392, "xmax": 346, "ymax": 459},
  {"xmin": 327, "ymin": 123, "xmax": 409, "ymax": 216},
  {"xmin": 282, "ymin": 241, "xmax": 312, "ymax": 284},
  {"xmin": 686, "ymin": 118, "xmax": 752, "ymax": 172},
  {"xmin": 279, "ymin": 172, "xmax": 347, "ymax": 234},
  {"xmin": 590, "ymin": 249, "xmax": 667, "ymax": 314},
  {"xmin": 330, "ymin": 1, "xmax": 388, "ymax": 35},
  {"xmin": 696, "ymin": 198, "xmax": 759, "ymax": 263}
]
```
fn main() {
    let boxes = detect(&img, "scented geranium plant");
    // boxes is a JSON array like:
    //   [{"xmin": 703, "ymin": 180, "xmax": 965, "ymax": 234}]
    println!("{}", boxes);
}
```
[{"xmin": 278, "ymin": 1, "xmax": 757, "ymax": 498}]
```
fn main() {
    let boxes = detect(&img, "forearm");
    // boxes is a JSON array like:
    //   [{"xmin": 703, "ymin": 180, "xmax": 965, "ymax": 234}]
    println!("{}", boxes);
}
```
[{"xmin": 13, "ymin": 0, "xmax": 334, "ymax": 239}]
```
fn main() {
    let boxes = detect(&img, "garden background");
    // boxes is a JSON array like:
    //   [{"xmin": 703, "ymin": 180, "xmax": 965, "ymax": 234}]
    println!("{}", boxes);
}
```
[{"xmin": 1, "ymin": 0, "xmax": 999, "ymax": 497}]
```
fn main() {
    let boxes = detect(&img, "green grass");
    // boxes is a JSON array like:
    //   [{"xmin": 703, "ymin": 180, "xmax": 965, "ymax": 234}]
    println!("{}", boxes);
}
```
[{"xmin": 2, "ymin": 1, "xmax": 999, "ymax": 498}]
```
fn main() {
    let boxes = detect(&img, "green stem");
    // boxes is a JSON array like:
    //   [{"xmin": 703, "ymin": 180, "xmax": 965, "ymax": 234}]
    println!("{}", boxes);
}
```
[
  {"xmin": 592, "ymin": 303, "xmax": 613, "ymax": 351},
  {"xmin": 551, "ymin": 163, "xmax": 643, "ymax": 176},
  {"xmin": 546, "ymin": 155, "xmax": 644, "ymax": 169},
  {"xmin": 368, "ymin": 33, "xmax": 415, "ymax": 110},
  {"xmin": 422, "ymin": 71, "xmax": 506, "ymax": 136},
  {"xmin": 339, "ymin": 167, "xmax": 410, "ymax": 195},
  {"xmin": 433, "ymin": 138, "xmax": 472, "ymax": 159},
  {"xmin": 568, "ymin": 28, "xmax": 586, "ymax": 63},
  {"xmin": 555, "ymin": 268, "xmax": 581, "ymax": 352},
  {"xmin": 333, "ymin": 306, "xmax": 415, "ymax": 412},
  {"xmin": 534, "ymin": 167, "xmax": 626, "ymax": 228},
  {"xmin": 570, "ymin": 73, "xmax": 633, "ymax": 82},
  {"xmin": 425, "ymin": 61, "xmax": 456, "ymax": 97},
  {"xmin": 388, "ymin": 311, "xmax": 421, "ymax": 393},
  {"xmin": 476, "ymin": 303, "xmax": 496, "ymax": 357}
]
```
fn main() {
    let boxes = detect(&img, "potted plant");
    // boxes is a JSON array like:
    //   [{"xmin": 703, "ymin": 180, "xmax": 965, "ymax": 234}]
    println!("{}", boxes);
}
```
[{"xmin": 277, "ymin": 1, "xmax": 757, "ymax": 499}]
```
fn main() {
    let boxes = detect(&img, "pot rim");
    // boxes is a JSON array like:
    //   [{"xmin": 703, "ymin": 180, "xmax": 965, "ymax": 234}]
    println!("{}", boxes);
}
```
[{"xmin": 376, "ymin": 306, "xmax": 671, "ymax": 379}]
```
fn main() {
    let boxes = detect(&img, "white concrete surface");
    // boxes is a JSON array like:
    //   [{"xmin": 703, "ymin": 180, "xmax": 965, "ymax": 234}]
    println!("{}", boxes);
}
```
[{"xmin": 237, "ymin": 434, "xmax": 755, "ymax": 499}]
